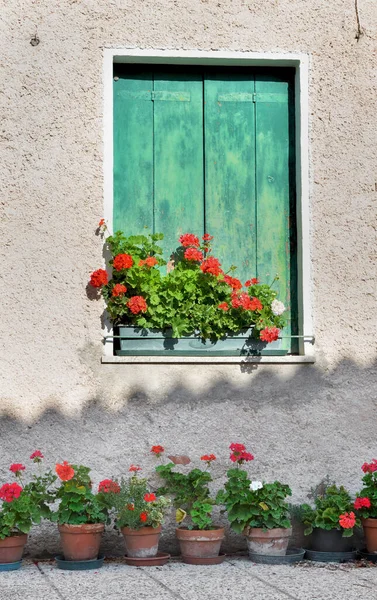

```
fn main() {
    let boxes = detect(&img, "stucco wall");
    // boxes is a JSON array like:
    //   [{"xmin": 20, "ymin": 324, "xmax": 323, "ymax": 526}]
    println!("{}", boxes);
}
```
[{"xmin": 1, "ymin": 0, "xmax": 376, "ymax": 555}]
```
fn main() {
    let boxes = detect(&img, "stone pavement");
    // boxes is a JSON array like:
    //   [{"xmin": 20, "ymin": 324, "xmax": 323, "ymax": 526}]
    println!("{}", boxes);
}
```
[{"xmin": 1, "ymin": 557, "xmax": 377, "ymax": 600}]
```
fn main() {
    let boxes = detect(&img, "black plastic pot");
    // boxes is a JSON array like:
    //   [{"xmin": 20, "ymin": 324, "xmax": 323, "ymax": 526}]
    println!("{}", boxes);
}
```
[{"xmin": 311, "ymin": 528, "xmax": 352, "ymax": 552}]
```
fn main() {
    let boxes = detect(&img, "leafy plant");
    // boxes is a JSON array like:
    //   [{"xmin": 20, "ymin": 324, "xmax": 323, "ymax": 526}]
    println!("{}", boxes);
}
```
[
  {"xmin": 353, "ymin": 459, "xmax": 377, "ymax": 518},
  {"xmin": 91, "ymin": 227, "xmax": 286, "ymax": 341},
  {"xmin": 108, "ymin": 472, "xmax": 170, "ymax": 530},
  {"xmin": 156, "ymin": 457, "xmax": 217, "ymax": 530},
  {"xmin": 0, "ymin": 454, "xmax": 56, "ymax": 539},
  {"xmin": 51, "ymin": 463, "xmax": 109, "ymax": 525},
  {"xmin": 301, "ymin": 484, "xmax": 359, "ymax": 538}
]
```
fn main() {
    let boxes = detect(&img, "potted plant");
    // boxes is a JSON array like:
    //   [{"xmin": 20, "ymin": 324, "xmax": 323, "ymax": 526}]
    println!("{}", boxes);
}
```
[
  {"xmin": 301, "ymin": 483, "xmax": 359, "ymax": 552},
  {"xmin": 51, "ymin": 461, "xmax": 110, "ymax": 561},
  {"xmin": 90, "ymin": 225, "xmax": 287, "ymax": 356},
  {"xmin": 107, "ymin": 465, "xmax": 170, "ymax": 559},
  {"xmin": 0, "ymin": 451, "xmax": 56, "ymax": 564},
  {"xmin": 156, "ymin": 452, "xmax": 224, "ymax": 563},
  {"xmin": 353, "ymin": 459, "xmax": 377, "ymax": 552},
  {"xmin": 217, "ymin": 443, "xmax": 292, "ymax": 557}
]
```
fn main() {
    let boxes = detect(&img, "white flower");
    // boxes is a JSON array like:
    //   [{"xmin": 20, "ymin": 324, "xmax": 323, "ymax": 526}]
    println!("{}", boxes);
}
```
[
  {"xmin": 249, "ymin": 481, "xmax": 263, "ymax": 492},
  {"xmin": 271, "ymin": 299, "xmax": 286, "ymax": 316}
]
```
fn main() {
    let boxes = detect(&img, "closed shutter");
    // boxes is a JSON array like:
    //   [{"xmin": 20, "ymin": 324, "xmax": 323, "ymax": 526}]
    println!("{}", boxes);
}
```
[{"xmin": 113, "ymin": 66, "xmax": 297, "ymax": 352}]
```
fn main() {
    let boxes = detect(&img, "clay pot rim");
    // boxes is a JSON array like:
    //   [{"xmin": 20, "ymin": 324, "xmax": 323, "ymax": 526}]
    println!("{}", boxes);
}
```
[
  {"xmin": 58, "ymin": 523, "xmax": 105, "ymax": 534},
  {"xmin": 244, "ymin": 526, "xmax": 292, "ymax": 537},
  {"xmin": 362, "ymin": 518, "xmax": 377, "ymax": 527},
  {"xmin": 176, "ymin": 526, "xmax": 225, "ymax": 539},
  {"xmin": 0, "ymin": 534, "xmax": 28, "ymax": 545},
  {"xmin": 176, "ymin": 526, "xmax": 224, "ymax": 533},
  {"xmin": 121, "ymin": 525, "xmax": 162, "ymax": 535}
]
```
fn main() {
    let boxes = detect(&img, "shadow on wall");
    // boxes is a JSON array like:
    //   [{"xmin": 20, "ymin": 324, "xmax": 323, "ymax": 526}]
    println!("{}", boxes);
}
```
[{"xmin": 0, "ymin": 355, "xmax": 376, "ymax": 557}]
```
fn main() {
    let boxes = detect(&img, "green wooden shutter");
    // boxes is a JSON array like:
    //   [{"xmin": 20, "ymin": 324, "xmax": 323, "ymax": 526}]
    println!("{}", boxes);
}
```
[{"xmin": 113, "ymin": 67, "xmax": 297, "ymax": 353}]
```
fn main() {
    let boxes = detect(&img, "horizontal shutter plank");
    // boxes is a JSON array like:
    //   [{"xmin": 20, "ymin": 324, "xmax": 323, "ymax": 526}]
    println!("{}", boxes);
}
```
[
  {"xmin": 218, "ymin": 92, "xmax": 287, "ymax": 103},
  {"xmin": 118, "ymin": 90, "xmax": 191, "ymax": 102}
]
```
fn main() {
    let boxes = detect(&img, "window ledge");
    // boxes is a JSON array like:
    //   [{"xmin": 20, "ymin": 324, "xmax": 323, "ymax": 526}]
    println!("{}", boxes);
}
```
[{"xmin": 101, "ymin": 355, "xmax": 315, "ymax": 364}]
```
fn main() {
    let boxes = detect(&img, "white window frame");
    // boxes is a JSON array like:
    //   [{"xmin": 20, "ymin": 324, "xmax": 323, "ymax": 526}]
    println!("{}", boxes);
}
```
[{"xmin": 102, "ymin": 49, "xmax": 314, "ymax": 363}]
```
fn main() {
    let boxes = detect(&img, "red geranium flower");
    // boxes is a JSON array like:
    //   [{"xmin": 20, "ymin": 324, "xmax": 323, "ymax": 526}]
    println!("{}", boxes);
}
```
[
  {"xmin": 248, "ymin": 297, "xmax": 263, "ymax": 311},
  {"xmin": 140, "ymin": 512, "xmax": 148, "ymax": 523},
  {"xmin": 184, "ymin": 248, "xmax": 203, "ymax": 262},
  {"xmin": 0, "ymin": 482, "xmax": 23, "ymax": 503},
  {"xmin": 90, "ymin": 269, "xmax": 108, "ymax": 288},
  {"xmin": 260, "ymin": 327, "xmax": 280, "ymax": 343},
  {"xmin": 200, "ymin": 257, "xmax": 222, "ymax": 276},
  {"xmin": 229, "ymin": 443, "xmax": 246, "ymax": 453},
  {"xmin": 223, "ymin": 275, "xmax": 242, "ymax": 290},
  {"xmin": 129, "ymin": 465, "xmax": 141, "ymax": 473},
  {"xmin": 201, "ymin": 454, "xmax": 216, "ymax": 463},
  {"xmin": 127, "ymin": 296, "xmax": 148, "ymax": 315},
  {"xmin": 127, "ymin": 503, "xmax": 134, "ymax": 511},
  {"xmin": 151, "ymin": 445, "xmax": 164, "ymax": 457},
  {"xmin": 245, "ymin": 278, "xmax": 260, "ymax": 286},
  {"xmin": 113, "ymin": 253, "xmax": 134, "ymax": 271},
  {"xmin": 55, "ymin": 461, "xmax": 75, "ymax": 481},
  {"xmin": 229, "ymin": 443, "xmax": 254, "ymax": 464},
  {"xmin": 112, "ymin": 283, "xmax": 127, "ymax": 297},
  {"xmin": 354, "ymin": 497, "xmax": 371, "ymax": 510},
  {"xmin": 139, "ymin": 256, "xmax": 158, "ymax": 267},
  {"xmin": 9, "ymin": 464, "xmax": 25, "ymax": 475},
  {"xmin": 179, "ymin": 233, "xmax": 200, "ymax": 248},
  {"xmin": 98, "ymin": 479, "xmax": 121, "ymax": 494},
  {"xmin": 98, "ymin": 218, "xmax": 105, "ymax": 227},
  {"xmin": 339, "ymin": 512, "xmax": 356, "ymax": 529},
  {"xmin": 202, "ymin": 233, "xmax": 214, "ymax": 242},
  {"xmin": 144, "ymin": 493, "xmax": 156, "ymax": 502},
  {"xmin": 218, "ymin": 302, "xmax": 229, "ymax": 311},
  {"xmin": 361, "ymin": 459, "xmax": 377, "ymax": 473},
  {"xmin": 30, "ymin": 450, "xmax": 44, "ymax": 462}
]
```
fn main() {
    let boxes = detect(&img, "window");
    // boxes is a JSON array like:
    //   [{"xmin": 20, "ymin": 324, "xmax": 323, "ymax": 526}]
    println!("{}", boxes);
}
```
[{"xmin": 112, "ymin": 65, "xmax": 298, "ymax": 353}]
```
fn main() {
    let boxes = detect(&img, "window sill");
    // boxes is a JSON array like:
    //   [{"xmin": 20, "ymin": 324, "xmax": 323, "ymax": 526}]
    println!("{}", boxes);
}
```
[{"xmin": 101, "ymin": 355, "xmax": 315, "ymax": 364}]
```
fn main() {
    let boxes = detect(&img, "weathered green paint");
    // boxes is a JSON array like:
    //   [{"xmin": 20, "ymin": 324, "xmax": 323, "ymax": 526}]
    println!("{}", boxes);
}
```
[
  {"xmin": 255, "ymin": 73, "xmax": 296, "ymax": 351},
  {"xmin": 113, "ymin": 66, "xmax": 297, "ymax": 353},
  {"xmin": 153, "ymin": 73, "xmax": 204, "ymax": 258},
  {"xmin": 205, "ymin": 72, "xmax": 257, "ymax": 282},
  {"xmin": 113, "ymin": 72, "xmax": 153, "ymax": 233}
]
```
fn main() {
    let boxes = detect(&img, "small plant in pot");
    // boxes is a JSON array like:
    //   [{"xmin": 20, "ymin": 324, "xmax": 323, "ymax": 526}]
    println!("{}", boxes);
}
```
[
  {"xmin": 217, "ymin": 443, "xmax": 292, "ymax": 557},
  {"xmin": 301, "ymin": 483, "xmax": 359, "ymax": 552},
  {"xmin": 51, "ymin": 461, "xmax": 109, "ymax": 561},
  {"xmin": 353, "ymin": 459, "xmax": 377, "ymax": 552},
  {"xmin": 108, "ymin": 465, "xmax": 171, "ymax": 559},
  {"xmin": 156, "ymin": 453, "xmax": 224, "ymax": 563},
  {"xmin": 0, "ymin": 451, "xmax": 56, "ymax": 564}
]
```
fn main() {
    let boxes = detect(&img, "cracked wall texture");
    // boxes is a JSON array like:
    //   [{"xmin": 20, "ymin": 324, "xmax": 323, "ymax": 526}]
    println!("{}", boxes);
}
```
[{"xmin": 0, "ymin": 0, "xmax": 376, "ymax": 555}]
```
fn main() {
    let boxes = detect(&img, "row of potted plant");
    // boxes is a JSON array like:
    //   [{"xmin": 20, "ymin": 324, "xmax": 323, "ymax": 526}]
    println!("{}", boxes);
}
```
[{"xmin": 1, "ymin": 446, "xmax": 377, "ymax": 566}]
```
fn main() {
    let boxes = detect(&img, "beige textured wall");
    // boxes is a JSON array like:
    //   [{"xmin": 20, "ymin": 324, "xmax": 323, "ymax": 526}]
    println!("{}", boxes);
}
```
[{"xmin": 1, "ymin": 0, "xmax": 376, "ymax": 555}]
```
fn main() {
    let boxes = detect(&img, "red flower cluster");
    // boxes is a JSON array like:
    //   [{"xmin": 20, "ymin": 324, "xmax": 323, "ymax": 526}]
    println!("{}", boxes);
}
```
[
  {"xmin": 218, "ymin": 302, "xmax": 229, "ymax": 311},
  {"xmin": 202, "ymin": 234, "xmax": 213, "ymax": 242},
  {"xmin": 223, "ymin": 275, "xmax": 242, "ymax": 290},
  {"xmin": 129, "ymin": 465, "xmax": 141, "ymax": 473},
  {"xmin": 200, "ymin": 257, "xmax": 222, "ymax": 276},
  {"xmin": 0, "ymin": 482, "xmax": 23, "ymax": 503},
  {"xmin": 98, "ymin": 218, "xmax": 105, "ymax": 227},
  {"xmin": 151, "ymin": 445, "xmax": 164, "ymax": 456},
  {"xmin": 30, "ymin": 450, "xmax": 43, "ymax": 461},
  {"xmin": 55, "ymin": 461, "xmax": 75, "ymax": 481},
  {"xmin": 229, "ymin": 443, "xmax": 254, "ymax": 464},
  {"xmin": 354, "ymin": 497, "xmax": 371, "ymax": 510},
  {"xmin": 179, "ymin": 233, "xmax": 200, "ymax": 248},
  {"xmin": 113, "ymin": 253, "xmax": 133, "ymax": 271},
  {"xmin": 230, "ymin": 292, "xmax": 262, "ymax": 311},
  {"xmin": 127, "ymin": 296, "xmax": 148, "ymax": 315},
  {"xmin": 362, "ymin": 459, "xmax": 377, "ymax": 473},
  {"xmin": 98, "ymin": 479, "xmax": 121, "ymax": 494},
  {"xmin": 144, "ymin": 493, "xmax": 156, "ymax": 502},
  {"xmin": 260, "ymin": 327, "xmax": 280, "ymax": 342},
  {"xmin": 201, "ymin": 454, "xmax": 216, "ymax": 463},
  {"xmin": 112, "ymin": 283, "xmax": 127, "ymax": 297},
  {"xmin": 339, "ymin": 511, "xmax": 356, "ymax": 529},
  {"xmin": 9, "ymin": 464, "xmax": 25, "ymax": 475},
  {"xmin": 90, "ymin": 269, "xmax": 108, "ymax": 288},
  {"xmin": 245, "ymin": 278, "xmax": 259, "ymax": 287},
  {"xmin": 139, "ymin": 256, "xmax": 158, "ymax": 267},
  {"xmin": 184, "ymin": 248, "xmax": 203, "ymax": 262},
  {"xmin": 140, "ymin": 512, "xmax": 148, "ymax": 522}
]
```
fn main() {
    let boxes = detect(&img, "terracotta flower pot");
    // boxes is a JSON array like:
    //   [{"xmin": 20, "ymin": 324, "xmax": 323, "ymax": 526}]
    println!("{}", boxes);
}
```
[
  {"xmin": 362, "ymin": 518, "xmax": 377, "ymax": 553},
  {"xmin": 311, "ymin": 528, "xmax": 352, "ymax": 552},
  {"xmin": 0, "ymin": 534, "xmax": 27, "ymax": 564},
  {"xmin": 58, "ymin": 523, "xmax": 104, "ymax": 561},
  {"xmin": 176, "ymin": 527, "xmax": 225, "ymax": 559},
  {"xmin": 245, "ymin": 527, "xmax": 292, "ymax": 556},
  {"xmin": 121, "ymin": 525, "xmax": 162, "ymax": 558}
]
